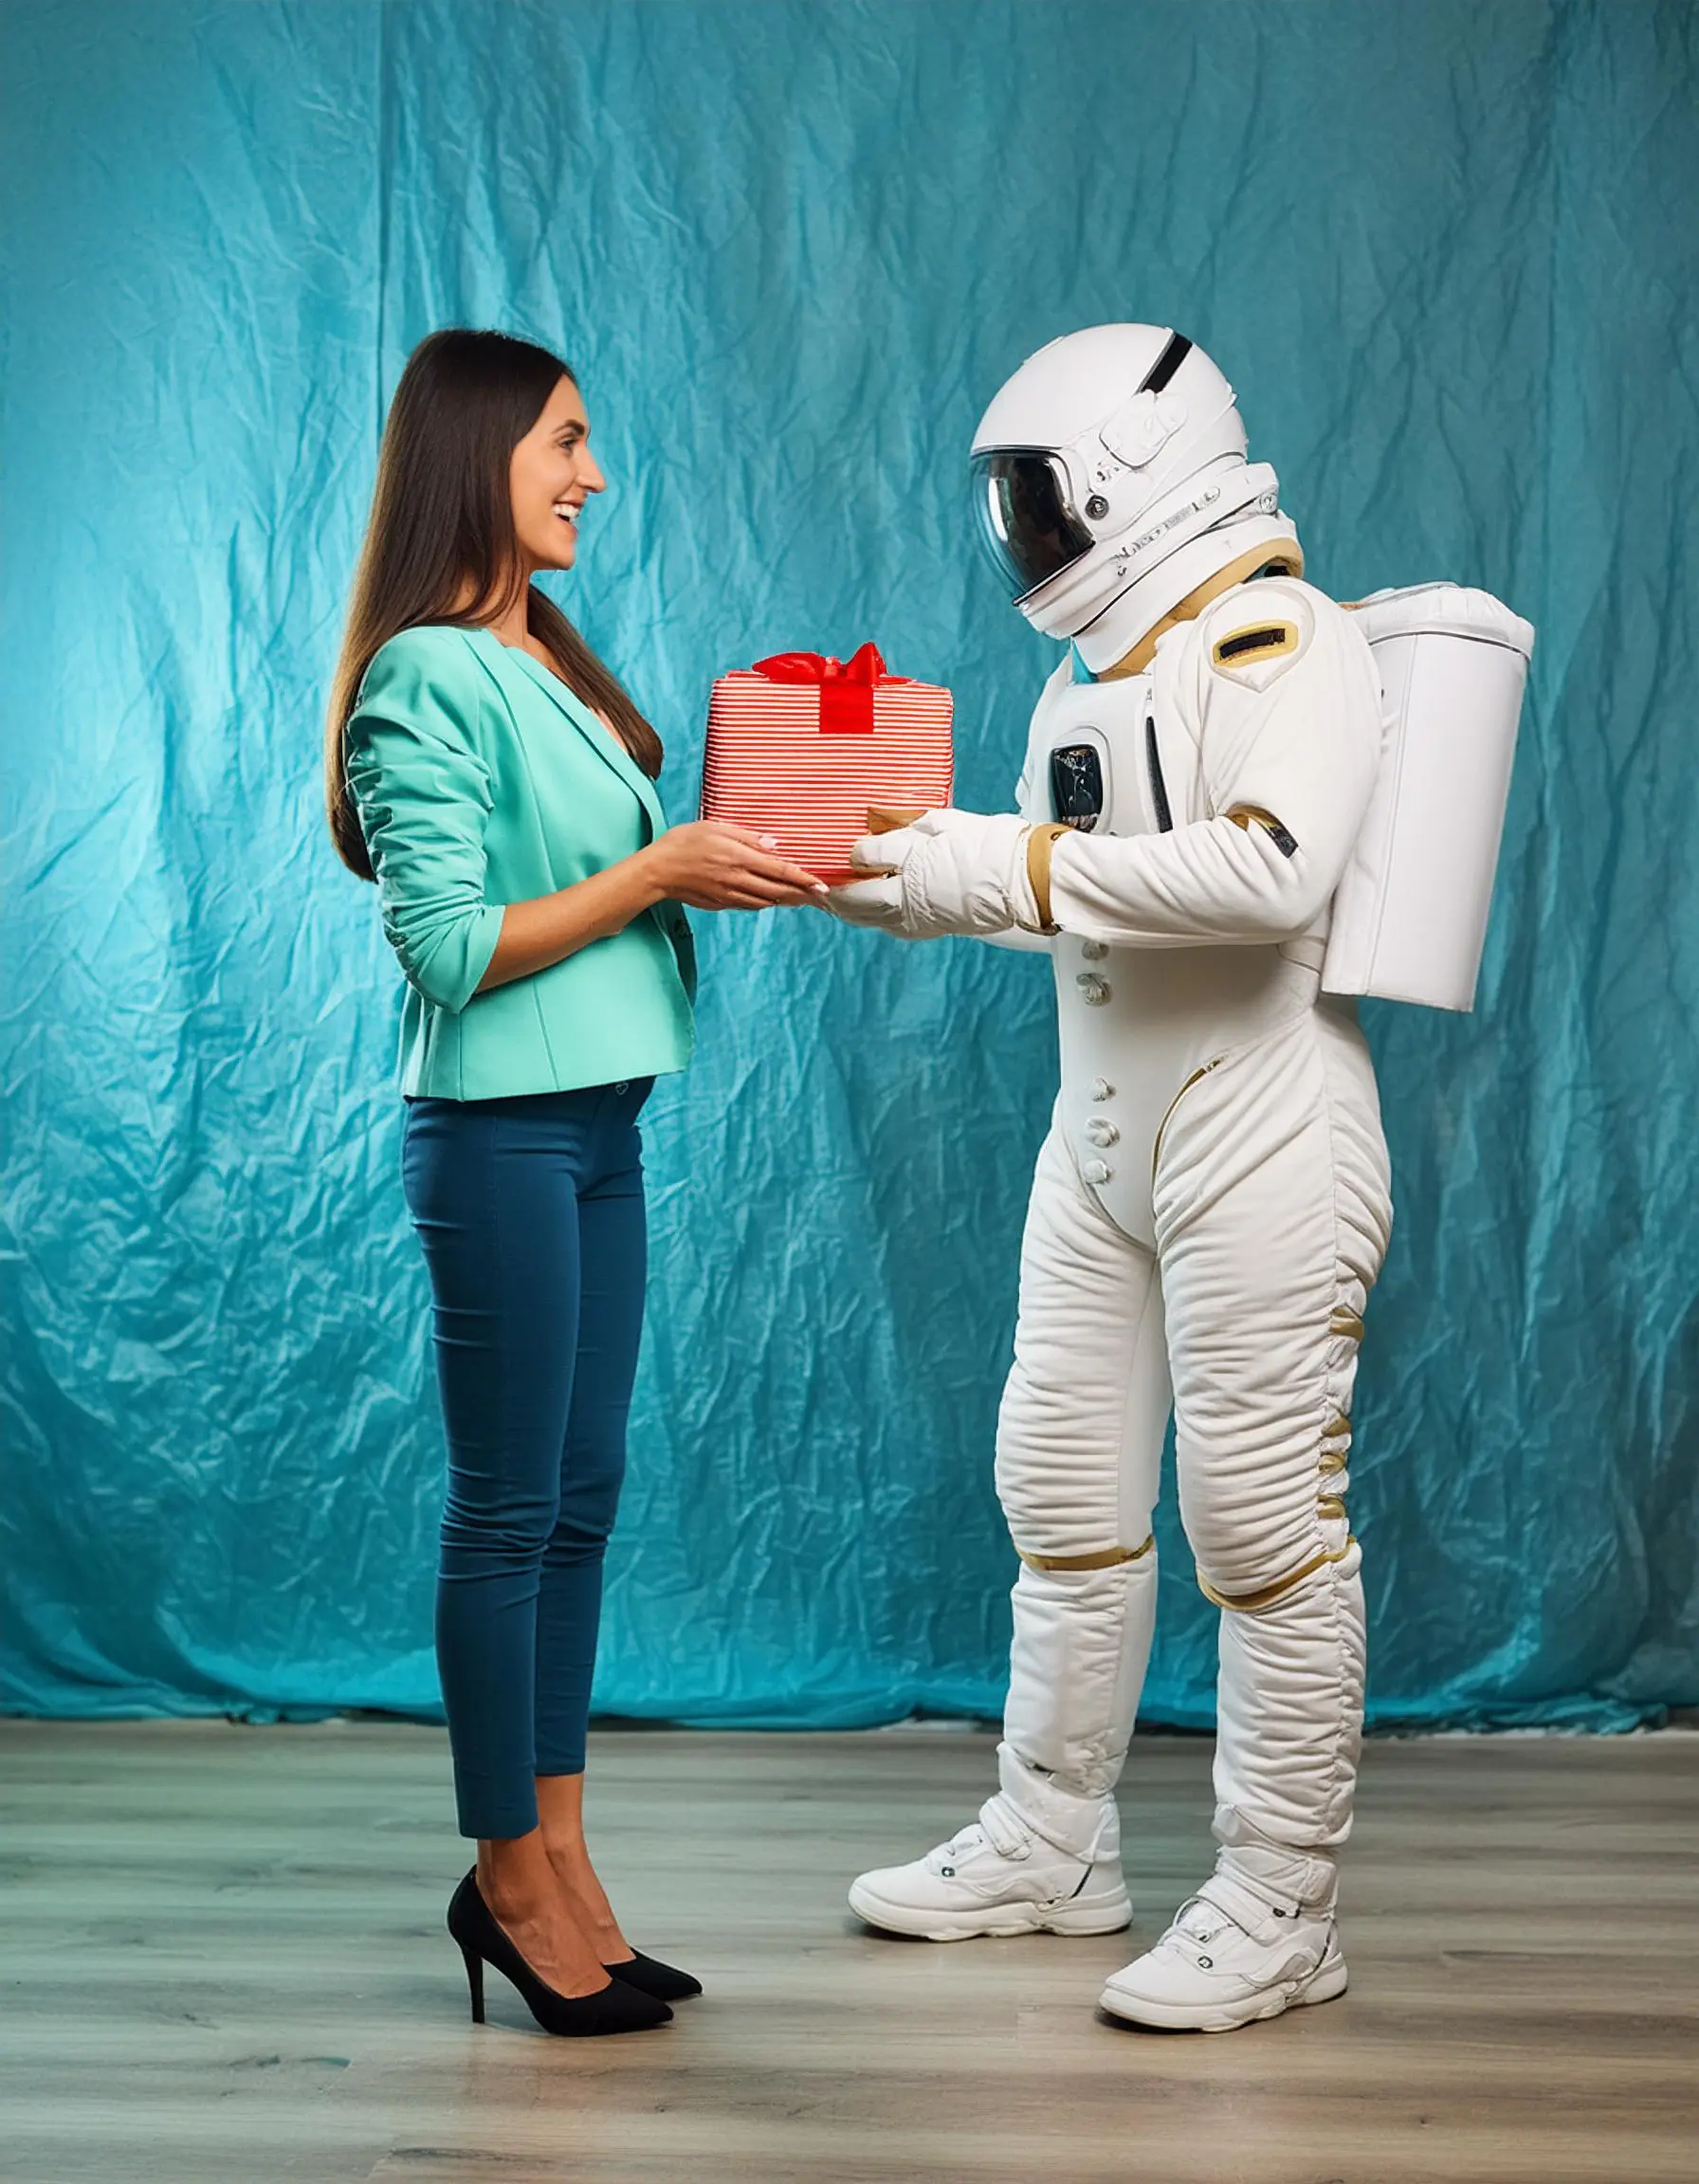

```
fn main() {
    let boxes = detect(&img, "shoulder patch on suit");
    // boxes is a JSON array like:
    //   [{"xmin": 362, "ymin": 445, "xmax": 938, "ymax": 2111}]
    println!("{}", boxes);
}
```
[
  {"xmin": 1212, "ymin": 620, "xmax": 1300, "ymax": 668},
  {"xmin": 1200, "ymin": 583, "xmax": 1316, "ymax": 694}
]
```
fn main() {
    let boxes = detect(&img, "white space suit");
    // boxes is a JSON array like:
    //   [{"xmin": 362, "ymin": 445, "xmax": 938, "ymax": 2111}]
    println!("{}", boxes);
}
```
[{"xmin": 834, "ymin": 325, "xmax": 1396, "ymax": 2031}]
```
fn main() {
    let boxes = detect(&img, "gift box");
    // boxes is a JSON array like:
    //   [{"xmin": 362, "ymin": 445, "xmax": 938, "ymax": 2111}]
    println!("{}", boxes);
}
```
[{"xmin": 700, "ymin": 644, "xmax": 954, "ymax": 884}]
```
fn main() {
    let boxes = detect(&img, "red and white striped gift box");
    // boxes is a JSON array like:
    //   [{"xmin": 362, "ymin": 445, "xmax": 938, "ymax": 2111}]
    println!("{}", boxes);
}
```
[{"xmin": 699, "ymin": 645, "xmax": 953, "ymax": 884}]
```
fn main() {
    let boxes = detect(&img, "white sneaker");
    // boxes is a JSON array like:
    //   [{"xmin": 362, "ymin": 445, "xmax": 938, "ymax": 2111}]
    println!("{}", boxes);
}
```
[
  {"xmin": 1099, "ymin": 1870, "xmax": 1346, "ymax": 2031},
  {"xmin": 849, "ymin": 1793, "xmax": 1132, "ymax": 1942}
]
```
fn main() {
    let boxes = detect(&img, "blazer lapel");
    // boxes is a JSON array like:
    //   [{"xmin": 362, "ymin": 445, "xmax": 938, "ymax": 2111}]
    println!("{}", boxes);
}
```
[{"xmin": 473, "ymin": 629, "xmax": 667, "ymax": 837}]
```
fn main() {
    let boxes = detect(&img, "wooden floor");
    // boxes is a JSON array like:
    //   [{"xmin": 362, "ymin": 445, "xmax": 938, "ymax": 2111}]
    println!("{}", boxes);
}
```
[{"xmin": 1, "ymin": 1723, "xmax": 1696, "ymax": 2183}]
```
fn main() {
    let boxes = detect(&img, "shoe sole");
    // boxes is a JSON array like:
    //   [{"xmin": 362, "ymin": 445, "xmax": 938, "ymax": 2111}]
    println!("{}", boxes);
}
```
[
  {"xmin": 1097, "ymin": 1952, "xmax": 1348, "ymax": 2032},
  {"xmin": 848, "ymin": 1878, "xmax": 1133, "ymax": 1943}
]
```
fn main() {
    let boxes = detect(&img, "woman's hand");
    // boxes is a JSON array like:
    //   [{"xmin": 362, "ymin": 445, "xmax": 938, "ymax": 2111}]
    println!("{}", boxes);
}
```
[
  {"xmin": 640, "ymin": 822, "xmax": 828, "ymax": 911},
  {"xmin": 473, "ymin": 825, "xmax": 825, "ymax": 995}
]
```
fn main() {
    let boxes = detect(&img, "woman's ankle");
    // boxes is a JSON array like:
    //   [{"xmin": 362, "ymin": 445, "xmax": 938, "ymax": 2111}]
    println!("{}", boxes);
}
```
[
  {"xmin": 477, "ymin": 1828, "xmax": 557, "ymax": 1916},
  {"xmin": 541, "ymin": 1826, "xmax": 593, "ymax": 1867},
  {"xmin": 540, "ymin": 1845, "xmax": 625, "ymax": 1947}
]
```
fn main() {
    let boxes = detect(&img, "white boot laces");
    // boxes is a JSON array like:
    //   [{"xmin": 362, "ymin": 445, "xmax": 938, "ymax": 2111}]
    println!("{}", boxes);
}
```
[
  {"xmin": 1162, "ymin": 1872, "xmax": 1300, "ymax": 1971},
  {"xmin": 977, "ymin": 1793, "xmax": 1036, "ymax": 1861},
  {"xmin": 923, "ymin": 1795, "xmax": 1032, "ymax": 1878},
  {"xmin": 923, "ymin": 1824, "xmax": 988, "ymax": 1878},
  {"xmin": 1164, "ymin": 1894, "xmax": 1235, "ymax": 1969}
]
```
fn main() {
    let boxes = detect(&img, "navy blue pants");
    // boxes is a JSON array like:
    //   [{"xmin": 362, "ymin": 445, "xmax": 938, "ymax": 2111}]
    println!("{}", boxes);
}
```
[{"xmin": 402, "ymin": 1080, "xmax": 652, "ymax": 1840}]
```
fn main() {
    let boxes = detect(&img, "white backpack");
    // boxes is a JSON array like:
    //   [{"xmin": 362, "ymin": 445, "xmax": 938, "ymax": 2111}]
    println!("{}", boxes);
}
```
[{"xmin": 1322, "ymin": 583, "xmax": 1535, "ymax": 1012}]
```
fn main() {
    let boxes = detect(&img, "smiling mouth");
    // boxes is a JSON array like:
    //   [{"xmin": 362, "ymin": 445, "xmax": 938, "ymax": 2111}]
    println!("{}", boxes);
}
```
[{"xmin": 553, "ymin": 501, "xmax": 583, "ymax": 526}]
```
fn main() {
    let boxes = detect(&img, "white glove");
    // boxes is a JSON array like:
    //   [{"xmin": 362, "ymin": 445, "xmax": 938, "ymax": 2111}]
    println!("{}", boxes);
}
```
[
  {"xmin": 824, "ymin": 809, "xmax": 1042, "ymax": 939},
  {"xmin": 820, "ymin": 867, "xmax": 908, "ymax": 931}
]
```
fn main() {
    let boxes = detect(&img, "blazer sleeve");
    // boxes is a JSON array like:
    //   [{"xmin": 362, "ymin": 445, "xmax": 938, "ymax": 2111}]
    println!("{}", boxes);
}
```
[{"xmin": 344, "ymin": 632, "xmax": 505, "ymax": 1015}]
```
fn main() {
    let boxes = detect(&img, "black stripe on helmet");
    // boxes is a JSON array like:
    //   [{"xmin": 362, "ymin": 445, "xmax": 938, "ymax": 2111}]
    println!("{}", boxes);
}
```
[{"xmin": 1138, "ymin": 332, "xmax": 1192, "ymax": 393}]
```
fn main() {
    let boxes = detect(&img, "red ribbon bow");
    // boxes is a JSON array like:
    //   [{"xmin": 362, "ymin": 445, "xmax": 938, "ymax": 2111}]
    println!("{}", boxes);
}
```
[{"xmin": 752, "ymin": 643, "xmax": 889, "ymax": 733}]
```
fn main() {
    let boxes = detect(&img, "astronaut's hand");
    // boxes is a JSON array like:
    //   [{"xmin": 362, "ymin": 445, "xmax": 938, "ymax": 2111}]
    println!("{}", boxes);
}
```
[
  {"xmin": 827, "ymin": 808, "xmax": 1042, "ymax": 939},
  {"xmin": 819, "ymin": 867, "xmax": 909, "ymax": 931}
]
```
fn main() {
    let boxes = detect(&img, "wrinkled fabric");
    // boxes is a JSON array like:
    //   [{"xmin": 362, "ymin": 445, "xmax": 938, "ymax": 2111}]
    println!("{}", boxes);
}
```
[
  {"xmin": 997, "ymin": 1130, "xmax": 1166, "ymax": 1817},
  {"xmin": 1, "ymin": 1, "xmax": 1695, "ymax": 1729}
]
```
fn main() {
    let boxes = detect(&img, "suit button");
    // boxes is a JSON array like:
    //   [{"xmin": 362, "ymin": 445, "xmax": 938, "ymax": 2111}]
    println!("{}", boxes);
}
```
[
  {"xmin": 1081, "ymin": 939, "xmax": 1109, "ymax": 961},
  {"xmin": 1075, "ymin": 974, "xmax": 1111, "ymax": 1006},
  {"xmin": 1082, "ymin": 1158, "xmax": 1113, "ymax": 1186},
  {"xmin": 1090, "ymin": 1078, "xmax": 1115, "ymax": 1101},
  {"xmin": 1086, "ymin": 1119, "xmax": 1120, "ymax": 1147}
]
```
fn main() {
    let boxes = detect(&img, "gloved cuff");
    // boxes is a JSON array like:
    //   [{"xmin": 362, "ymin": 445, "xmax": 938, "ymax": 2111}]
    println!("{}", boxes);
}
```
[{"xmin": 1014, "ymin": 824, "xmax": 1068, "ymax": 935}]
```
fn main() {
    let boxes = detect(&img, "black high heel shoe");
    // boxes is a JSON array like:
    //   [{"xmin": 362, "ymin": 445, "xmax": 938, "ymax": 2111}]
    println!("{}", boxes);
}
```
[
  {"xmin": 448, "ymin": 1871, "xmax": 672, "ymax": 2036},
  {"xmin": 603, "ymin": 1949, "xmax": 703, "ymax": 2003}
]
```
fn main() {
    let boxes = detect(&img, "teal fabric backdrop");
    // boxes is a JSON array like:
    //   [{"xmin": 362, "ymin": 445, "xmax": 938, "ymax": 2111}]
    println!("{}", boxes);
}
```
[{"xmin": 2, "ymin": 1, "xmax": 1694, "ymax": 1729}]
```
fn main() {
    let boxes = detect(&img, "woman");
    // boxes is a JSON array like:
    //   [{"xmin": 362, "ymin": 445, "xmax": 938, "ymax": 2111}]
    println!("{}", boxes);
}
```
[{"xmin": 325, "ymin": 328, "xmax": 824, "ymax": 2037}]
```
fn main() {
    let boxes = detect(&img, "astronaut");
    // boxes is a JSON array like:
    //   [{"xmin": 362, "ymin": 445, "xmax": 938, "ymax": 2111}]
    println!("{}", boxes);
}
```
[{"xmin": 831, "ymin": 325, "xmax": 1395, "ymax": 2032}]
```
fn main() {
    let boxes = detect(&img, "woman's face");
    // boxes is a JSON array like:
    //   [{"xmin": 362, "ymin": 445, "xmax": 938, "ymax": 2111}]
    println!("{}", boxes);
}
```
[{"xmin": 510, "ymin": 375, "xmax": 605, "ymax": 573}]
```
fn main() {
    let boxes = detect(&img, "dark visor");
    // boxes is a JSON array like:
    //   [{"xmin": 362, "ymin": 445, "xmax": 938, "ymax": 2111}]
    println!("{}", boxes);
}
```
[{"xmin": 973, "ymin": 449, "xmax": 1094, "ymax": 600}]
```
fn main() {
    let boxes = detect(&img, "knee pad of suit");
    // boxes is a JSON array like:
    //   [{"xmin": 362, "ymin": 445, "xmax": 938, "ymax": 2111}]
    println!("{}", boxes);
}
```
[{"xmin": 1191, "ymin": 1510, "xmax": 1361, "ymax": 1616}]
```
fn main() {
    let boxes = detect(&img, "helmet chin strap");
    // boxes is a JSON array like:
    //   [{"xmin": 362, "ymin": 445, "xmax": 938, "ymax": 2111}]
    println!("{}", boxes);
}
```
[{"xmin": 1071, "ymin": 511, "xmax": 1303, "ymax": 676}]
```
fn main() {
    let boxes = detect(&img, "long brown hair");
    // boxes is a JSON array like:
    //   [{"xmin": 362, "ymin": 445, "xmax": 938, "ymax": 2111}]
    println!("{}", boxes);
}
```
[{"xmin": 325, "ymin": 329, "xmax": 664, "ymax": 880}]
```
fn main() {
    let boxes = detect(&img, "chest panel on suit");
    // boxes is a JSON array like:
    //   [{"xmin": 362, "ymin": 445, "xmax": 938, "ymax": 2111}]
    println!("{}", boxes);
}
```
[{"xmin": 1024, "ymin": 671, "xmax": 1185, "ymax": 844}]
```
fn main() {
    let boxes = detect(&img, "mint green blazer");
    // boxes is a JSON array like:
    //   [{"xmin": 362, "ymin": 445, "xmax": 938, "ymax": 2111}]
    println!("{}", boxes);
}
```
[{"xmin": 345, "ymin": 623, "xmax": 697, "ymax": 1101}]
